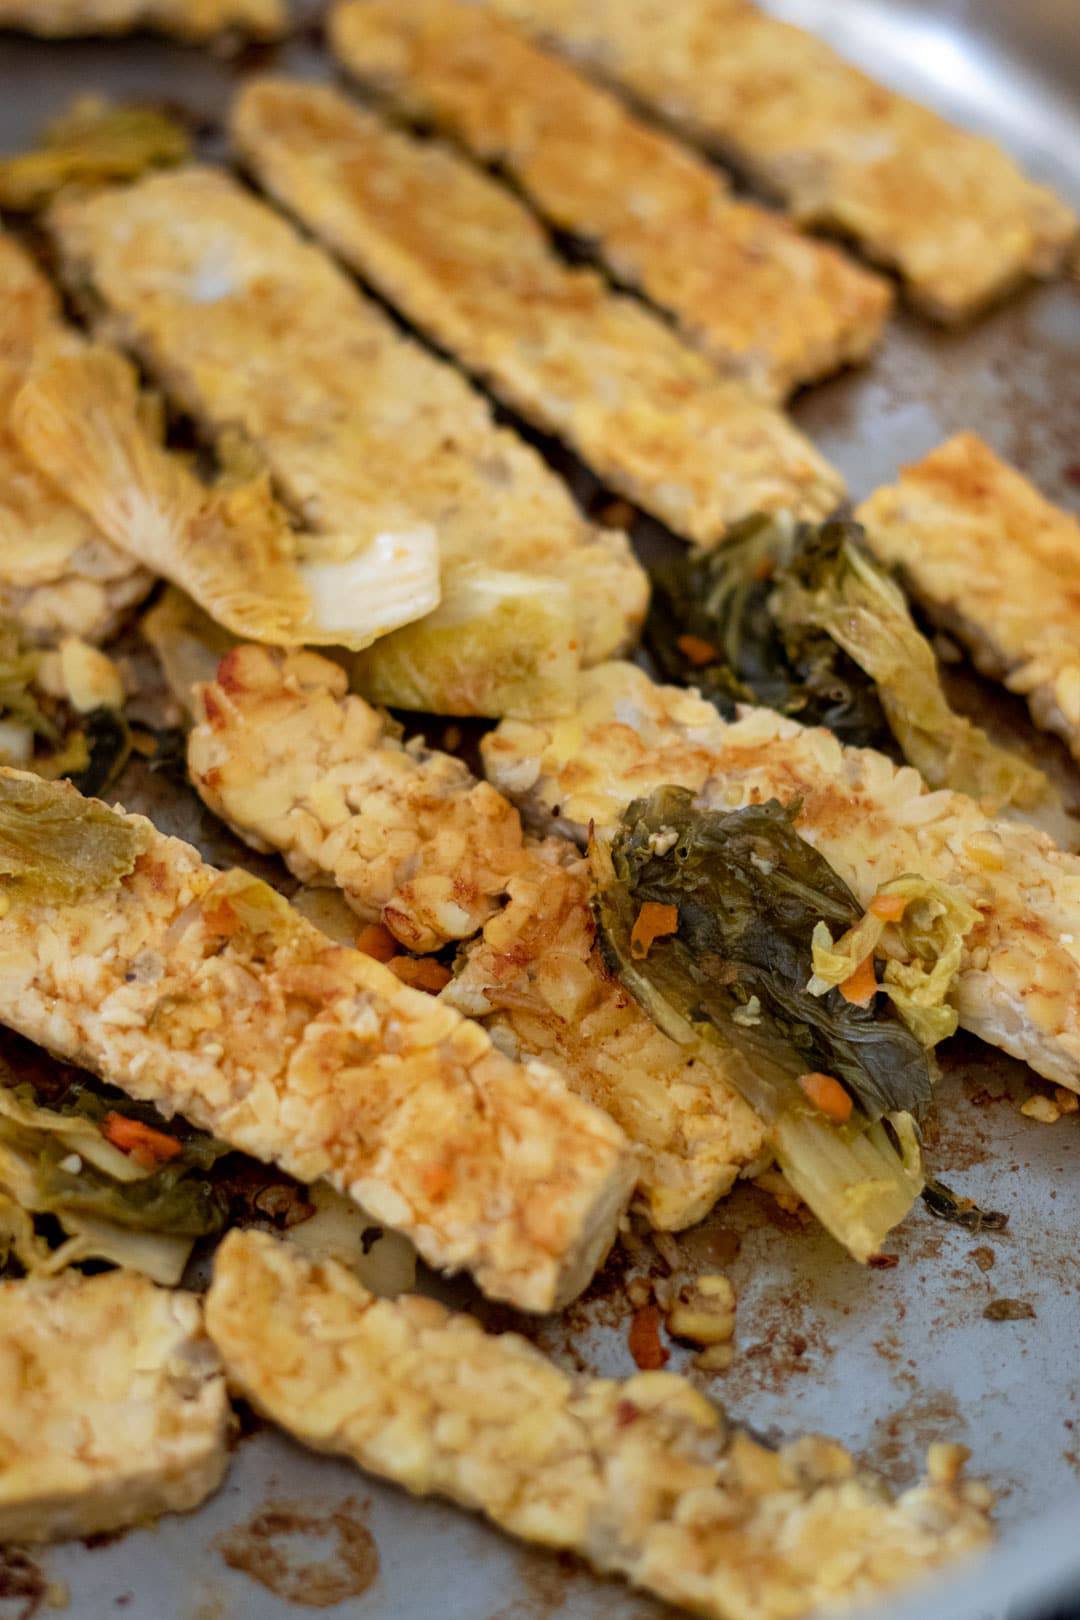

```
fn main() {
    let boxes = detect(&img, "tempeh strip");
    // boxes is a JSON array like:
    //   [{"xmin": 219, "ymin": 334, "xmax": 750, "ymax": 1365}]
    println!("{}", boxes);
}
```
[
  {"xmin": 45, "ymin": 166, "xmax": 645, "ymax": 716},
  {"xmin": 207, "ymin": 1229, "xmax": 993, "ymax": 1620},
  {"xmin": 0, "ymin": 0, "xmax": 285, "ymax": 39},
  {"xmin": 188, "ymin": 643, "xmax": 527, "ymax": 952},
  {"xmin": 481, "ymin": 662, "xmax": 1080, "ymax": 1092},
  {"xmin": 230, "ymin": 79, "xmax": 844, "ymax": 547},
  {"xmin": 0, "ymin": 234, "xmax": 152, "ymax": 644},
  {"xmin": 444, "ymin": 837, "xmax": 768, "ymax": 1229},
  {"xmin": 857, "ymin": 434, "xmax": 1080, "ymax": 768},
  {"xmin": 330, "ymin": 0, "xmax": 892, "ymax": 401},
  {"xmin": 0, "ymin": 770, "xmax": 635, "ymax": 1311},
  {"xmin": 482, "ymin": 0, "xmax": 1078, "ymax": 322}
]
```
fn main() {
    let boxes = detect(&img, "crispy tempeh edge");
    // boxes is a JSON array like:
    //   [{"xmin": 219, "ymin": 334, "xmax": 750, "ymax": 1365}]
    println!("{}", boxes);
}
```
[
  {"xmin": 0, "ymin": 769, "xmax": 635, "ymax": 1310},
  {"xmin": 857, "ymin": 434, "xmax": 1080, "ymax": 768},
  {"xmin": 329, "ymin": 0, "xmax": 892, "ymax": 400},
  {"xmin": 481, "ymin": 663, "xmax": 1080, "ymax": 1093},
  {"xmin": 230, "ymin": 78, "xmax": 845, "ymax": 546},
  {"xmin": 481, "ymin": 0, "xmax": 1078, "ymax": 321},
  {"xmin": 207, "ymin": 1229, "xmax": 992, "ymax": 1620},
  {"xmin": 0, "ymin": 0, "xmax": 286, "ymax": 40}
]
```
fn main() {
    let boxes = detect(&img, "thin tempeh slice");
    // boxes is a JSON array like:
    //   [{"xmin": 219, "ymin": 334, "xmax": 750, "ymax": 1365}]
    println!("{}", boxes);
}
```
[
  {"xmin": 482, "ymin": 0, "xmax": 1078, "ymax": 322},
  {"xmin": 0, "ymin": 234, "xmax": 152, "ymax": 644},
  {"xmin": 0, "ymin": 1269, "xmax": 229, "ymax": 1543},
  {"xmin": 329, "ymin": 0, "xmax": 892, "ymax": 401},
  {"xmin": 230, "ymin": 79, "xmax": 845, "ymax": 547},
  {"xmin": 857, "ymin": 434, "xmax": 1080, "ymax": 768},
  {"xmin": 444, "ymin": 837, "xmax": 767, "ymax": 1229},
  {"xmin": 45, "ymin": 165, "xmax": 646, "ymax": 716},
  {"xmin": 0, "ymin": 0, "xmax": 285, "ymax": 38},
  {"xmin": 0, "ymin": 769, "xmax": 635, "ymax": 1311},
  {"xmin": 188, "ymin": 643, "xmax": 527, "ymax": 952},
  {"xmin": 207, "ymin": 1229, "xmax": 993, "ymax": 1620},
  {"xmin": 481, "ymin": 662, "xmax": 1080, "ymax": 1092}
]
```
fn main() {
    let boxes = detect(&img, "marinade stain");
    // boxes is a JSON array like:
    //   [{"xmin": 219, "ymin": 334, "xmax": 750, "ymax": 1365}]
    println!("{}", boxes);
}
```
[{"xmin": 215, "ymin": 1497, "xmax": 379, "ymax": 1609}]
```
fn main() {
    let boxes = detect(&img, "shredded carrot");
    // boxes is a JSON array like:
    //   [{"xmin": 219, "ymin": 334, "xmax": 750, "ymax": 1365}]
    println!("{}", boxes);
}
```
[
  {"xmin": 102, "ymin": 1112, "xmax": 183, "ymax": 1166},
  {"xmin": 628, "ymin": 1304, "xmax": 669, "ymax": 1370},
  {"xmin": 676, "ymin": 633, "xmax": 720, "ymax": 667},
  {"xmin": 797, "ymin": 1072, "xmax": 854, "ymax": 1124},
  {"xmin": 388, "ymin": 956, "xmax": 453, "ymax": 994},
  {"xmin": 870, "ymin": 891, "xmax": 909, "ymax": 922},
  {"xmin": 839, "ymin": 952, "xmax": 878, "ymax": 1006},
  {"xmin": 630, "ymin": 901, "xmax": 679, "ymax": 960},
  {"xmin": 355, "ymin": 922, "xmax": 398, "ymax": 963}
]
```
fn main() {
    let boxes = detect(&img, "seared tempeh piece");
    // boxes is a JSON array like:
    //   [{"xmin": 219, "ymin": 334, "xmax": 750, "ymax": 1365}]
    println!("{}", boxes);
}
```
[
  {"xmin": 445, "ymin": 837, "xmax": 767, "ymax": 1229},
  {"xmin": 230, "ymin": 80, "xmax": 844, "ymax": 546},
  {"xmin": 0, "ymin": 770, "xmax": 635, "ymax": 1310},
  {"xmin": 858, "ymin": 435, "xmax": 1080, "ymax": 767},
  {"xmin": 0, "ymin": 1270, "xmax": 229, "ymax": 1543},
  {"xmin": 483, "ymin": 0, "xmax": 1078, "ymax": 322},
  {"xmin": 482, "ymin": 663, "xmax": 1080, "ymax": 1092},
  {"xmin": 208, "ymin": 1229, "xmax": 993, "ymax": 1620},
  {"xmin": 0, "ymin": 234, "xmax": 152, "ymax": 644},
  {"xmin": 0, "ymin": 0, "xmax": 285, "ymax": 38},
  {"xmin": 329, "ymin": 0, "xmax": 892, "ymax": 400},
  {"xmin": 46, "ymin": 166, "xmax": 645, "ymax": 715},
  {"xmin": 189, "ymin": 644, "xmax": 526, "ymax": 952}
]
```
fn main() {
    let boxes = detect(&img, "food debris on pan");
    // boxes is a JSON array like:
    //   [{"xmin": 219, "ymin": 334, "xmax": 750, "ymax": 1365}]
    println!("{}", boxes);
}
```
[{"xmin": 0, "ymin": 3, "xmax": 1077, "ymax": 1618}]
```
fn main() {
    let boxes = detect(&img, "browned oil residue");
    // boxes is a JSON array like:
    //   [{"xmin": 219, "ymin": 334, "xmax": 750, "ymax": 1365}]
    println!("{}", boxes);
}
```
[
  {"xmin": 865, "ymin": 1387, "xmax": 967, "ymax": 1488},
  {"xmin": 215, "ymin": 1497, "xmax": 379, "ymax": 1609},
  {"xmin": 488, "ymin": 1546, "xmax": 668, "ymax": 1620},
  {"xmin": 0, "ymin": 1549, "xmax": 47, "ymax": 1620}
]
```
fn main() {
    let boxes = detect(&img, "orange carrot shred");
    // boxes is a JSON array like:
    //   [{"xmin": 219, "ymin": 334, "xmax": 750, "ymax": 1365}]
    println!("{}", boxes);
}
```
[
  {"xmin": 355, "ymin": 922, "xmax": 398, "ymax": 963},
  {"xmin": 839, "ymin": 952, "xmax": 878, "ymax": 1006},
  {"xmin": 630, "ymin": 901, "xmax": 679, "ymax": 959},
  {"xmin": 389, "ymin": 956, "xmax": 453, "ymax": 994},
  {"xmin": 628, "ymin": 1304, "xmax": 669, "ymax": 1370},
  {"xmin": 676, "ymin": 633, "xmax": 720, "ymax": 667},
  {"xmin": 870, "ymin": 891, "xmax": 909, "ymax": 922},
  {"xmin": 102, "ymin": 1112, "xmax": 183, "ymax": 1165},
  {"xmin": 797, "ymin": 1072, "xmax": 854, "ymax": 1124}
]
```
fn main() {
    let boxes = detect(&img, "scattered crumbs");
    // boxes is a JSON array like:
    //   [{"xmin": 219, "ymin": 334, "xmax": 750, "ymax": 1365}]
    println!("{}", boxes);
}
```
[
  {"xmin": 627, "ymin": 1304, "xmax": 668, "ymax": 1370},
  {"xmin": 44, "ymin": 1581, "xmax": 69, "ymax": 1613},
  {"xmin": 1053, "ymin": 1087, "xmax": 1079, "ymax": 1115},
  {"xmin": 869, "ymin": 1253, "xmax": 900, "ymax": 1269},
  {"xmin": 1020, "ymin": 1093, "xmax": 1061, "ymax": 1124},
  {"xmin": 983, "ymin": 1299, "xmax": 1036, "ymax": 1322},
  {"xmin": 970, "ymin": 1246, "xmax": 996, "ymax": 1272}
]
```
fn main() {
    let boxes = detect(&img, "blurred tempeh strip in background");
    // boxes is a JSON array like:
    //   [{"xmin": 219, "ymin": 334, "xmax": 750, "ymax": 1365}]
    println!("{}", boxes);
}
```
[
  {"xmin": 0, "ymin": 0, "xmax": 286, "ymax": 38},
  {"xmin": 481, "ymin": 0, "xmax": 1078, "ymax": 322},
  {"xmin": 230, "ymin": 79, "xmax": 845, "ymax": 547},
  {"xmin": 330, "ymin": 0, "xmax": 893, "ymax": 401}
]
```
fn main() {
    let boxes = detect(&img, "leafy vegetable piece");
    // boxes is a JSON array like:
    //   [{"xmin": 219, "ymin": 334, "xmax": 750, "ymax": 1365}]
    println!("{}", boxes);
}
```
[
  {"xmin": 0, "ymin": 769, "xmax": 141, "ymax": 902},
  {"xmin": 0, "ymin": 622, "xmax": 57, "ymax": 746},
  {"xmin": 922, "ymin": 1178, "xmax": 1008, "ymax": 1233},
  {"xmin": 644, "ymin": 514, "xmax": 891, "ymax": 748},
  {"xmin": 772, "ymin": 521, "xmax": 1050, "ymax": 810},
  {"xmin": 66, "ymin": 708, "xmax": 132, "ymax": 799},
  {"xmin": 808, "ymin": 874, "xmax": 980, "ymax": 1048},
  {"xmin": 141, "ymin": 587, "xmax": 240, "ymax": 719},
  {"xmin": 591, "ymin": 788, "xmax": 930, "ymax": 1261},
  {"xmin": 0, "ymin": 98, "xmax": 190, "ymax": 212}
]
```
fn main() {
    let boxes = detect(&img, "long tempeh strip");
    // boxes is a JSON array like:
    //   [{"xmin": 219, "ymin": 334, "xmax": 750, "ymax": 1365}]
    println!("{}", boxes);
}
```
[
  {"xmin": 0, "ymin": 0, "xmax": 285, "ymax": 38},
  {"xmin": 857, "ymin": 434, "xmax": 1080, "ymax": 768},
  {"xmin": 481, "ymin": 662, "xmax": 1080, "ymax": 1092},
  {"xmin": 45, "ymin": 166, "xmax": 645, "ymax": 715},
  {"xmin": 0, "ymin": 234, "xmax": 152, "ymax": 644},
  {"xmin": 444, "ymin": 837, "xmax": 768, "ymax": 1229},
  {"xmin": 330, "ymin": 0, "xmax": 892, "ymax": 401},
  {"xmin": 482, "ymin": 0, "xmax": 1078, "ymax": 322},
  {"xmin": 207, "ymin": 1229, "xmax": 993, "ymax": 1620},
  {"xmin": 230, "ymin": 79, "xmax": 844, "ymax": 547},
  {"xmin": 0, "ymin": 770, "xmax": 635, "ymax": 1311},
  {"xmin": 188, "ymin": 643, "xmax": 527, "ymax": 952}
]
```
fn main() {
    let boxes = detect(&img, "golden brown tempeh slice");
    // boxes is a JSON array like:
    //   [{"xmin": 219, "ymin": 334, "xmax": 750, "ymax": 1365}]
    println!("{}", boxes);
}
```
[
  {"xmin": 482, "ymin": 662, "xmax": 1080, "ymax": 1093},
  {"xmin": 483, "ymin": 0, "xmax": 1078, "ymax": 322},
  {"xmin": 188, "ymin": 643, "xmax": 527, "ymax": 952},
  {"xmin": 444, "ymin": 837, "xmax": 767, "ymax": 1229},
  {"xmin": 230, "ymin": 79, "xmax": 845, "ymax": 546},
  {"xmin": 207, "ymin": 1229, "xmax": 993, "ymax": 1620},
  {"xmin": 46, "ymin": 165, "xmax": 644, "ymax": 712},
  {"xmin": 0, "ymin": 770, "xmax": 635, "ymax": 1310},
  {"xmin": 0, "ymin": 1270, "xmax": 229, "ymax": 1544},
  {"xmin": 0, "ymin": 0, "xmax": 286, "ymax": 38},
  {"xmin": 858, "ymin": 434, "xmax": 1080, "ymax": 767},
  {"xmin": 329, "ymin": 0, "xmax": 892, "ymax": 400},
  {"xmin": 0, "ymin": 234, "xmax": 152, "ymax": 644}
]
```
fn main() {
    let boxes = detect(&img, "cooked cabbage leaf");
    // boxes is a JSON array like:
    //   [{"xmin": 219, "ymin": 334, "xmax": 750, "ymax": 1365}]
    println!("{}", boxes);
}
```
[
  {"xmin": 0, "ymin": 768, "xmax": 141, "ymax": 901},
  {"xmin": 0, "ymin": 97, "xmax": 190, "ymax": 212},
  {"xmin": 591, "ymin": 788, "xmax": 930, "ymax": 1261}
]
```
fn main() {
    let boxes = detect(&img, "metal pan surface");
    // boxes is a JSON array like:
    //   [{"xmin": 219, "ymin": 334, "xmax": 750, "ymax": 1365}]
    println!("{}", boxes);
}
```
[{"xmin": 0, "ymin": 3, "xmax": 1078, "ymax": 1617}]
